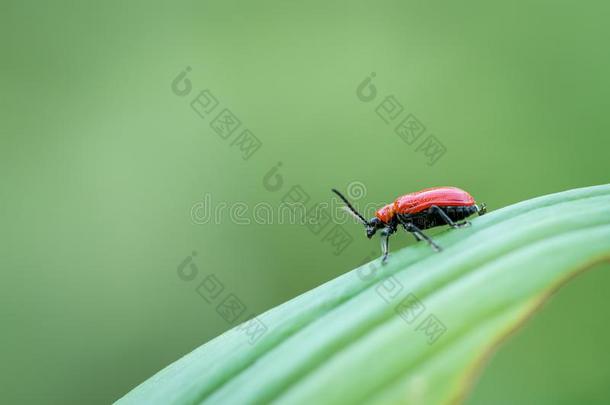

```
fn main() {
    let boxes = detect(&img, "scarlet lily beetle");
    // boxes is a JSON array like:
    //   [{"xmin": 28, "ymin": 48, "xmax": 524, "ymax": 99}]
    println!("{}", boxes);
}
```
[{"xmin": 332, "ymin": 187, "xmax": 487, "ymax": 263}]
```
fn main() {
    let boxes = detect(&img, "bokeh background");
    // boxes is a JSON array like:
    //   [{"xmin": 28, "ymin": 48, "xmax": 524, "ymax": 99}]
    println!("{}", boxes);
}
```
[{"xmin": 2, "ymin": 1, "xmax": 610, "ymax": 403}]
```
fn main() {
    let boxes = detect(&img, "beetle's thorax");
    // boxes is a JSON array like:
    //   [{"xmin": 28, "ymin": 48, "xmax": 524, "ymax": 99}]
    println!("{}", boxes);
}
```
[{"xmin": 375, "ymin": 203, "xmax": 395, "ymax": 224}]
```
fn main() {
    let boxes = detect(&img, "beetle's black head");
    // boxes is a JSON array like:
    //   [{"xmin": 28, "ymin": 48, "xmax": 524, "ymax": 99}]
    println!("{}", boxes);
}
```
[
  {"xmin": 366, "ymin": 217, "xmax": 383, "ymax": 238},
  {"xmin": 477, "ymin": 203, "xmax": 487, "ymax": 216}
]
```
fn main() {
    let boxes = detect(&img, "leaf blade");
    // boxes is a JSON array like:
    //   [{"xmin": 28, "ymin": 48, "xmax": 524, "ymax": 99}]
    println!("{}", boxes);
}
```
[{"xmin": 116, "ymin": 185, "xmax": 610, "ymax": 405}]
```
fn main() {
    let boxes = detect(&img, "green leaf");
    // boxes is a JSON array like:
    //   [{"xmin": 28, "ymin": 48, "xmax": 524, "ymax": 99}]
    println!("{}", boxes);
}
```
[{"xmin": 116, "ymin": 184, "xmax": 610, "ymax": 405}]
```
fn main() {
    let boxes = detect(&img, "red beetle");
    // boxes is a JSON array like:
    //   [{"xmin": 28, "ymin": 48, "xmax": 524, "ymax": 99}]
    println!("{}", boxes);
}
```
[{"xmin": 332, "ymin": 187, "xmax": 487, "ymax": 263}]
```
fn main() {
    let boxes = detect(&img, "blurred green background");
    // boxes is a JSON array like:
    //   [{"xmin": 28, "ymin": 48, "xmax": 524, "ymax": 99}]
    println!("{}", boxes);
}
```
[{"xmin": 1, "ymin": 0, "xmax": 609, "ymax": 403}]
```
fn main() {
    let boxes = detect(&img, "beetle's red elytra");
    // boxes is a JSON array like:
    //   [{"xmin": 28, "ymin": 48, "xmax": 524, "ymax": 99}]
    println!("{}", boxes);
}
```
[
  {"xmin": 332, "ymin": 186, "xmax": 487, "ymax": 263},
  {"xmin": 393, "ymin": 187, "xmax": 476, "ymax": 215}
]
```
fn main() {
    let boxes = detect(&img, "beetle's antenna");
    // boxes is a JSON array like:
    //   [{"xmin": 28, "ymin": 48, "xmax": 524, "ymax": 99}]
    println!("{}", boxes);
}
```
[{"xmin": 332, "ymin": 188, "xmax": 370, "ymax": 226}]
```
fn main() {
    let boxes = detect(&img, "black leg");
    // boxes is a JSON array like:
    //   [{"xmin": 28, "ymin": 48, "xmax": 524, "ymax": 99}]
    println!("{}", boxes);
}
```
[
  {"xmin": 380, "ymin": 226, "xmax": 395, "ymax": 264},
  {"xmin": 430, "ymin": 205, "xmax": 470, "ymax": 228},
  {"xmin": 404, "ymin": 222, "xmax": 442, "ymax": 252}
]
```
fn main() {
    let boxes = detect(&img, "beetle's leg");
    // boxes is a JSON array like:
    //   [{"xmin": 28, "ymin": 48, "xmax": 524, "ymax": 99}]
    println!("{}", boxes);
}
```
[
  {"xmin": 380, "ymin": 226, "xmax": 395, "ymax": 264},
  {"xmin": 404, "ymin": 223, "xmax": 442, "ymax": 252},
  {"xmin": 395, "ymin": 215, "xmax": 424, "ymax": 243},
  {"xmin": 430, "ymin": 205, "xmax": 470, "ymax": 228}
]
